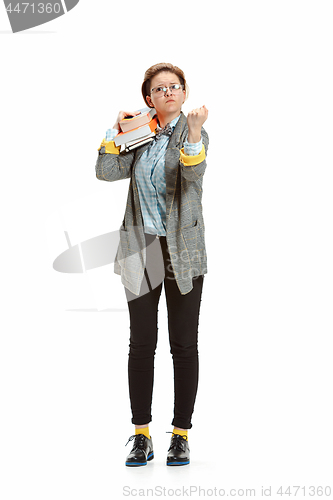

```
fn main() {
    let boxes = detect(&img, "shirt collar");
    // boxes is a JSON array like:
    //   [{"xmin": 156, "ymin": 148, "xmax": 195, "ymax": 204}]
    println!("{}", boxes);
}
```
[{"xmin": 169, "ymin": 114, "xmax": 181, "ymax": 129}]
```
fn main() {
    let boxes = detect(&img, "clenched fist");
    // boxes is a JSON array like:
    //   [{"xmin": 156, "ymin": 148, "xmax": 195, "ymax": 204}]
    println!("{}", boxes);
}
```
[{"xmin": 187, "ymin": 105, "xmax": 208, "ymax": 143}]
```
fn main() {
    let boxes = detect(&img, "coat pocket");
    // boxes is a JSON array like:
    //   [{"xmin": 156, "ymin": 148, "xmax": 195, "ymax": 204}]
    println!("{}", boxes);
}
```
[
  {"xmin": 181, "ymin": 221, "xmax": 205, "ymax": 264},
  {"xmin": 117, "ymin": 225, "xmax": 145, "ymax": 271}
]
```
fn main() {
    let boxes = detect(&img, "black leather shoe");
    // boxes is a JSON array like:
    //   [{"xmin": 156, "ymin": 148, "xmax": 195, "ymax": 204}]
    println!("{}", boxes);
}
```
[
  {"xmin": 125, "ymin": 434, "xmax": 154, "ymax": 467},
  {"xmin": 166, "ymin": 433, "xmax": 190, "ymax": 466}
]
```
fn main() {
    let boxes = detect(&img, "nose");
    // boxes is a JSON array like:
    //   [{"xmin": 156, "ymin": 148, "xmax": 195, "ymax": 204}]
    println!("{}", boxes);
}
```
[{"xmin": 164, "ymin": 86, "xmax": 173, "ymax": 96}]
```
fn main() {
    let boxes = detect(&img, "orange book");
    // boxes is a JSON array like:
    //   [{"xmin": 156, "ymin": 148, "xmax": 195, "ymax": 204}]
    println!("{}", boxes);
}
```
[{"xmin": 114, "ymin": 118, "xmax": 158, "ymax": 147}]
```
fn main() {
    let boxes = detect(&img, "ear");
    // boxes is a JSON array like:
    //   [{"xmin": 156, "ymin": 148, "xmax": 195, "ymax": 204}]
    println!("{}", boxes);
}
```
[{"xmin": 146, "ymin": 95, "xmax": 154, "ymax": 108}]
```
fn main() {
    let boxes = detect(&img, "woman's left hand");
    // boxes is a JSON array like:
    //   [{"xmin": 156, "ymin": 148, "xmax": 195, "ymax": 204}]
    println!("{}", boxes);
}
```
[{"xmin": 187, "ymin": 105, "xmax": 208, "ymax": 143}]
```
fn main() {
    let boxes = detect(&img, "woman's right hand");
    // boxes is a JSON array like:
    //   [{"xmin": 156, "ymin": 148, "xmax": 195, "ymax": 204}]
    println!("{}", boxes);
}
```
[{"xmin": 112, "ymin": 110, "xmax": 141, "ymax": 131}]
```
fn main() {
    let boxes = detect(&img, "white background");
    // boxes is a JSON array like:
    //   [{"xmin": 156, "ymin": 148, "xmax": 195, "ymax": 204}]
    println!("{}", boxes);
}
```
[{"xmin": 1, "ymin": 1, "xmax": 332, "ymax": 498}]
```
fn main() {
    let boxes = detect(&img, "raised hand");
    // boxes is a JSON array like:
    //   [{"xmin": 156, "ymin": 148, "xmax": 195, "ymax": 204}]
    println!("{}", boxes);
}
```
[{"xmin": 187, "ymin": 105, "xmax": 208, "ymax": 143}]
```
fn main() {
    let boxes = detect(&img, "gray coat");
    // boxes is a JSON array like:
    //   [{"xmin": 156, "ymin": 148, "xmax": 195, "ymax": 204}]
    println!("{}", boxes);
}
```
[{"xmin": 95, "ymin": 111, "xmax": 209, "ymax": 295}]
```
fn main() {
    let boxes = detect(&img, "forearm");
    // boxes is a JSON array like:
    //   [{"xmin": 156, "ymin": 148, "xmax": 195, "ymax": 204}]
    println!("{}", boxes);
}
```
[
  {"xmin": 96, "ymin": 128, "xmax": 134, "ymax": 181},
  {"xmin": 96, "ymin": 147, "xmax": 135, "ymax": 182},
  {"xmin": 187, "ymin": 127, "xmax": 202, "ymax": 144},
  {"xmin": 180, "ymin": 127, "xmax": 209, "ymax": 181}
]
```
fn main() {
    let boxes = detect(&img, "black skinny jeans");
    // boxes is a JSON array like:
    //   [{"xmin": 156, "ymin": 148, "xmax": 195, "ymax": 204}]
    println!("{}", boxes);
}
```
[{"xmin": 124, "ymin": 233, "xmax": 204, "ymax": 429}]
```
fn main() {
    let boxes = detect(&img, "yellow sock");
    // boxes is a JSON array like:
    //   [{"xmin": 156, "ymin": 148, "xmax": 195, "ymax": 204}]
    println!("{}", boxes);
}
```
[
  {"xmin": 173, "ymin": 428, "xmax": 188, "ymax": 440},
  {"xmin": 135, "ymin": 426, "xmax": 150, "ymax": 439}
]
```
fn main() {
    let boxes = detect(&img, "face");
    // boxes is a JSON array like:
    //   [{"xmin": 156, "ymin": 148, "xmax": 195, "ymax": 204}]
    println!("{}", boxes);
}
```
[{"xmin": 146, "ymin": 71, "xmax": 186, "ymax": 117}]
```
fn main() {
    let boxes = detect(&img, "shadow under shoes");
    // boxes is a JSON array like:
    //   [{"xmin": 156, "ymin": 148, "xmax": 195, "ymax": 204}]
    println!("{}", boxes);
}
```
[
  {"xmin": 166, "ymin": 433, "xmax": 190, "ymax": 466},
  {"xmin": 125, "ymin": 434, "xmax": 154, "ymax": 467}
]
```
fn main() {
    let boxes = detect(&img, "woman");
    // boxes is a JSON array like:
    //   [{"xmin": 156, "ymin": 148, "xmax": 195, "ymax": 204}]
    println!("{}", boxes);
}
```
[{"xmin": 96, "ymin": 63, "xmax": 209, "ymax": 466}]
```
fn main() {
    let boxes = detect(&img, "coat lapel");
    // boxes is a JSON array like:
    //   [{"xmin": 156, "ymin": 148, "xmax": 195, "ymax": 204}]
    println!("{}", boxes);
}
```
[
  {"xmin": 165, "ymin": 112, "xmax": 187, "ymax": 225},
  {"xmin": 168, "ymin": 111, "xmax": 187, "ymax": 149}
]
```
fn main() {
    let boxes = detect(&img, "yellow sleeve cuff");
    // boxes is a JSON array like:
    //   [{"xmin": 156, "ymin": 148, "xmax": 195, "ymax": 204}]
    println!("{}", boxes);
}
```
[
  {"xmin": 179, "ymin": 145, "xmax": 206, "ymax": 166},
  {"xmin": 98, "ymin": 138, "xmax": 121, "ymax": 155}
]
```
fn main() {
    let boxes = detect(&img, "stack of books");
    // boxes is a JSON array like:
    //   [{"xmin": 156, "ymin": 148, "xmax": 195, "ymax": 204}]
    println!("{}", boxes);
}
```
[{"xmin": 114, "ymin": 107, "xmax": 158, "ymax": 152}]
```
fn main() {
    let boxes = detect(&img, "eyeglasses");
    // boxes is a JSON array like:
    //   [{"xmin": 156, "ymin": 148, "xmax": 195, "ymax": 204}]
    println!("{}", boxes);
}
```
[{"xmin": 150, "ymin": 84, "xmax": 184, "ymax": 96}]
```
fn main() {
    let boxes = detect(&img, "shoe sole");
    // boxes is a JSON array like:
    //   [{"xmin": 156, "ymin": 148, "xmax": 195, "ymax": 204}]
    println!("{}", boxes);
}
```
[
  {"xmin": 166, "ymin": 459, "xmax": 190, "ymax": 466},
  {"xmin": 125, "ymin": 451, "xmax": 154, "ymax": 466}
]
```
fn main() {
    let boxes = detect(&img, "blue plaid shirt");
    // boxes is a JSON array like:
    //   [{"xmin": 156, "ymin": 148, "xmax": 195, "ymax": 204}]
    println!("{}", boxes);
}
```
[{"xmin": 105, "ymin": 114, "xmax": 202, "ymax": 236}]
